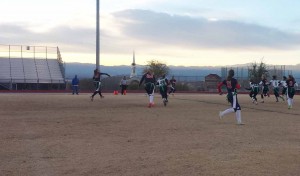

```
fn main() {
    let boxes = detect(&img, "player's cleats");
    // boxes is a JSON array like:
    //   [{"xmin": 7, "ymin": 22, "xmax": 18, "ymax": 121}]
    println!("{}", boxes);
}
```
[
  {"xmin": 163, "ymin": 99, "xmax": 167, "ymax": 106},
  {"xmin": 100, "ymin": 95, "xmax": 104, "ymax": 98},
  {"xmin": 255, "ymin": 101, "xmax": 258, "ymax": 105},
  {"xmin": 90, "ymin": 96, "xmax": 93, "ymax": 101},
  {"xmin": 237, "ymin": 122, "xmax": 245, "ymax": 125},
  {"xmin": 148, "ymin": 103, "xmax": 154, "ymax": 108},
  {"xmin": 288, "ymin": 105, "xmax": 292, "ymax": 109}
]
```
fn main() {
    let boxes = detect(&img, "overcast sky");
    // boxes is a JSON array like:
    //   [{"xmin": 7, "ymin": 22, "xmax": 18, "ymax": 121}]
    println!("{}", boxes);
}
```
[{"xmin": 1, "ymin": 0, "xmax": 300, "ymax": 66}]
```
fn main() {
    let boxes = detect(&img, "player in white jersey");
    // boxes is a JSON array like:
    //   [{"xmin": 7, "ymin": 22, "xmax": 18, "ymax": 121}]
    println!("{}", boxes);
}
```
[
  {"xmin": 168, "ymin": 76, "xmax": 176, "ymax": 96},
  {"xmin": 156, "ymin": 74, "xmax": 169, "ymax": 106},
  {"xmin": 269, "ymin": 75, "xmax": 285, "ymax": 102},
  {"xmin": 280, "ymin": 76, "xmax": 287, "ymax": 100},
  {"xmin": 246, "ymin": 79, "xmax": 259, "ymax": 105},
  {"xmin": 259, "ymin": 75, "xmax": 270, "ymax": 103}
]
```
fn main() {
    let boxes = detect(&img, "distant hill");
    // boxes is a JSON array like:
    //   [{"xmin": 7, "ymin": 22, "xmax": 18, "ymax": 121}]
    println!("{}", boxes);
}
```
[
  {"xmin": 64, "ymin": 62, "xmax": 300, "ymax": 80},
  {"xmin": 64, "ymin": 63, "xmax": 222, "ymax": 79}
]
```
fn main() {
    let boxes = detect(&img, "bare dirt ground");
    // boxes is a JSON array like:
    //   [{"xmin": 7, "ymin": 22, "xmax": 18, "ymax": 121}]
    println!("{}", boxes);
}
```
[{"xmin": 0, "ymin": 92, "xmax": 299, "ymax": 176}]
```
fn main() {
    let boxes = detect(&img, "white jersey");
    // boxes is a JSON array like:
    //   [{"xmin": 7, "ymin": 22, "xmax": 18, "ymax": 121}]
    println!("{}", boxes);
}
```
[
  {"xmin": 120, "ymin": 79, "xmax": 127, "ymax": 85},
  {"xmin": 280, "ymin": 80, "xmax": 287, "ymax": 88},
  {"xmin": 157, "ymin": 78, "xmax": 168, "ymax": 87},
  {"xmin": 249, "ymin": 82, "xmax": 259, "ymax": 91},
  {"xmin": 269, "ymin": 79, "xmax": 280, "ymax": 88}
]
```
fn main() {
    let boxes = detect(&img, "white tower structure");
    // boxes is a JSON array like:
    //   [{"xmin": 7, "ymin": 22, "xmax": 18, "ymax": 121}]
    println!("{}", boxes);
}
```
[{"xmin": 130, "ymin": 51, "xmax": 137, "ymax": 78}]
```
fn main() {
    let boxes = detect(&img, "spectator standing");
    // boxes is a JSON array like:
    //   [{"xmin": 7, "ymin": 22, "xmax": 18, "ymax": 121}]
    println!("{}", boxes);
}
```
[
  {"xmin": 120, "ymin": 76, "xmax": 128, "ymax": 95},
  {"xmin": 72, "ymin": 75, "xmax": 79, "ymax": 95}
]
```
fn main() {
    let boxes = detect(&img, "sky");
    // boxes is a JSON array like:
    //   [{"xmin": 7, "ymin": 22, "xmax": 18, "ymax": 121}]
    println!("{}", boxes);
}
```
[{"xmin": 1, "ymin": 0, "xmax": 300, "ymax": 66}]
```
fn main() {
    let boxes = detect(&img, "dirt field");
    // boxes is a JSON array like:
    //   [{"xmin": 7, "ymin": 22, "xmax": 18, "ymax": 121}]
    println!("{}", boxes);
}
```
[{"xmin": 0, "ymin": 92, "xmax": 299, "ymax": 176}]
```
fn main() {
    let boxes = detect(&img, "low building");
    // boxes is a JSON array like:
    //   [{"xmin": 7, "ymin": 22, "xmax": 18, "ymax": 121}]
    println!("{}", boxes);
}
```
[{"xmin": 205, "ymin": 74, "xmax": 221, "ymax": 92}]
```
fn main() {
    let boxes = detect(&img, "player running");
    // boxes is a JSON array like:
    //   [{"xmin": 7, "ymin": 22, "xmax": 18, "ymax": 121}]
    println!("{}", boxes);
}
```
[
  {"xmin": 218, "ymin": 69, "xmax": 244, "ymax": 125},
  {"xmin": 269, "ymin": 75, "xmax": 285, "ymax": 102},
  {"xmin": 280, "ymin": 76, "xmax": 287, "ymax": 100},
  {"xmin": 259, "ymin": 75, "xmax": 270, "ymax": 103},
  {"xmin": 156, "ymin": 74, "xmax": 169, "ymax": 106},
  {"xmin": 245, "ymin": 79, "xmax": 259, "ymax": 105},
  {"xmin": 168, "ymin": 76, "xmax": 176, "ymax": 96},
  {"xmin": 139, "ymin": 70, "xmax": 156, "ymax": 108},
  {"xmin": 286, "ymin": 75, "xmax": 298, "ymax": 109},
  {"xmin": 90, "ymin": 68, "xmax": 110, "ymax": 101}
]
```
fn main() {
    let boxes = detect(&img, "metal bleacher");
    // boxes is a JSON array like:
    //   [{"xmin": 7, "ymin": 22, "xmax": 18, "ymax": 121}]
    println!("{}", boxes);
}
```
[
  {"xmin": 23, "ymin": 58, "xmax": 38, "ymax": 83},
  {"xmin": 0, "ymin": 44, "xmax": 65, "ymax": 90}
]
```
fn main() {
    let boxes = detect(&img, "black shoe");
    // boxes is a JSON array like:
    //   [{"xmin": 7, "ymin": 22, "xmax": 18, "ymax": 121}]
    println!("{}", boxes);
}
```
[{"xmin": 163, "ymin": 99, "xmax": 167, "ymax": 106}]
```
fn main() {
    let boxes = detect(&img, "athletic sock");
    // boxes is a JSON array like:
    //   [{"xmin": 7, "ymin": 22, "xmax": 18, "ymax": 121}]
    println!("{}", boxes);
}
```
[
  {"xmin": 236, "ymin": 110, "xmax": 242, "ymax": 124},
  {"xmin": 150, "ymin": 95, "xmax": 154, "ymax": 104},
  {"xmin": 287, "ymin": 98, "xmax": 292, "ymax": 107}
]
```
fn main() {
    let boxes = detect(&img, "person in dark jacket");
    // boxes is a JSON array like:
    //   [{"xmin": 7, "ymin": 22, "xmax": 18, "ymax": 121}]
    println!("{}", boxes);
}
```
[
  {"xmin": 286, "ymin": 75, "xmax": 298, "ymax": 109},
  {"xmin": 90, "ymin": 68, "xmax": 110, "ymax": 101},
  {"xmin": 217, "ymin": 69, "xmax": 243, "ymax": 125},
  {"xmin": 139, "ymin": 70, "xmax": 156, "ymax": 108},
  {"xmin": 72, "ymin": 75, "xmax": 79, "ymax": 95}
]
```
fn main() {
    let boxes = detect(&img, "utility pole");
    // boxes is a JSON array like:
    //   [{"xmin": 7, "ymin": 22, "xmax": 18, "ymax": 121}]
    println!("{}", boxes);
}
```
[{"xmin": 96, "ymin": 0, "xmax": 100, "ymax": 70}]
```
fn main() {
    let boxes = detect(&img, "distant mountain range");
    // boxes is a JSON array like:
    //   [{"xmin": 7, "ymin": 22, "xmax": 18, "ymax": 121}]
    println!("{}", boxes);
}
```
[
  {"xmin": 64, "ymin": 63, "xmax": 223, "ymax": 79},
  {"xmin": 64, "ymin": 62, "xmax": 300, "ymax": 80}
]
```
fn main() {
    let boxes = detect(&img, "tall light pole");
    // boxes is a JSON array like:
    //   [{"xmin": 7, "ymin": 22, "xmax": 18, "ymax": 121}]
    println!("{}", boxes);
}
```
[{"xmin": 96, "ymin": 0, "xmax": 100, "ymax": 70}]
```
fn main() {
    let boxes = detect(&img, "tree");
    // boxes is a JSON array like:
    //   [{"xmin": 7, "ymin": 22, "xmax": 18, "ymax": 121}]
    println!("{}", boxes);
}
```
[
  {"xmin": 248, "ymin": 61, "xmax": 268, "ymax": 83},
  {"xmin": 142, "ymin": 60, "xmax": 170, "ymax": 78}
]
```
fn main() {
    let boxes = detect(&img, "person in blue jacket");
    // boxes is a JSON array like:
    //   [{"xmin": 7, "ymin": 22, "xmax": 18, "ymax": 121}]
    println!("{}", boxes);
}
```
[{"xmin": 72, "ymin": 75, "xmax": 79, "ymax": 95}]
